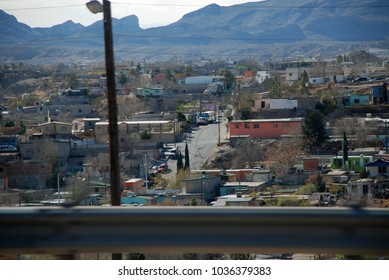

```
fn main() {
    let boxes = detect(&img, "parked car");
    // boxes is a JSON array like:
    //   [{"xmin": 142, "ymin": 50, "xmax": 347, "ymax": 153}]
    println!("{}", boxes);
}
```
[
  {"xmin": 197, "ymin": 117, "xmax": 208, "ymax": 125},
  {"xmin": 157, "ymin": 163, "xmax": 168, "ymax": 173},
  {"xmin": 142, "ymin": 180, "xmax": 154, "ymax": 187},
  {"xmin": 351, "ymin": 77, "xmax": 370, "ymax": 83}
]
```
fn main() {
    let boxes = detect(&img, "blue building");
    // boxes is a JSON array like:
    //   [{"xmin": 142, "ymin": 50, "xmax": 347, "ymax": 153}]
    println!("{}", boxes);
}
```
[
  {"xmin": 372, "ymin": 83, "xmax": 388, "ymax": 104},
  {"xmin": 343, "ymin": 93, "xmax": 370, "ymax": 107}
]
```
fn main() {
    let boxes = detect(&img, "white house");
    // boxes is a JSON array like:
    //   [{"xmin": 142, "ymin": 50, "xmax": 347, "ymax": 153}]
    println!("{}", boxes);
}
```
[
  {"xmin": 185, "ymin": 76, "xmax": 225, "ymax": 88},
  {"xmin": 285, "ymin": 67, "xmax": 310, "ymax": 85},
  {"xmin": 309, "ymin": 77, "xmax": 325, "ymax": 85},
  {"xmin": 136, "ymin": 87, "xmax": 164, "ymax": 97},
  {"xmin": 254, "ymin": 98, "xmax": 298, "ymax": 110},
  {"xmin": 255, "ymin": 71, "xmax": 270, "ymax": 84},
  {"xmin": 347, "ymin": 178, "xmax": 374, "ymax": 200}
]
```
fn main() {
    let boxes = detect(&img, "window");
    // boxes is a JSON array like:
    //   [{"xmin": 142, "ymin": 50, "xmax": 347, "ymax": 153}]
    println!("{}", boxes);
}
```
[
  {"xmin": 61, "ymin": 126, "xmax": 68, "ymax": 132},
  {"xmin": 283, "ymin": 122, "xmax": 289, "ymax": 127},
  {"xmin": 234, "ymin": 124, "xmax": 240, "ymax": 129},
  {"xmin": 273, "ymin": 123, "xmax": 278, "ymax": 128},
  {"xmin": 354, "ymin": 99, "xmax": 360, "ymax": 104},
  {"xmin": 254, "ymin": 123, "xmax": 260, "ymax": 129},
  {"xmin": 244, "ymin": 123, "xmax": 250, "ymax": 129},
  {"xmin": 378, "ymin": 166, "xmax": 387, "ymax": 174},
  {"xmin": 363, "ymin": 185, "xmax": 369, "ymax": 195}
]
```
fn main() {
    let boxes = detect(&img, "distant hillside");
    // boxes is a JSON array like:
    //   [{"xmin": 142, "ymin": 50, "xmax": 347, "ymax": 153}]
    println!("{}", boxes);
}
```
[{"xmin": 1, "ymin": 0, "xmax": 388, "ymax": 63}]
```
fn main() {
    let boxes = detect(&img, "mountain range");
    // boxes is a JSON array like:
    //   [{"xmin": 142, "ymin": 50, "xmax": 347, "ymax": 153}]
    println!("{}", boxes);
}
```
[{"xmin": 1, "ymin": 0, "xmax": 389, "ymax": 63}]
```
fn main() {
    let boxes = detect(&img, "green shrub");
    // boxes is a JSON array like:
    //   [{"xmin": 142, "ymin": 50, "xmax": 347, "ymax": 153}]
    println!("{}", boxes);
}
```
[
  {"xmin": 140, "ymin": 130, "xmax": 151, "ymax": 140},
  {"xmin": 277, "ymin": 196, "xmax": 301, "ymax": 206},
  {"xmin": 296, "ymin": 183, "xmax": 318, "ymax": 195}
]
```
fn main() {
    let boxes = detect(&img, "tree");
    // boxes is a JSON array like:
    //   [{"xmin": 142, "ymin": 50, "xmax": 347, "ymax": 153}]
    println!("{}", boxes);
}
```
[
  {"xmin": 176, "ymin": 152, "xmax": 184, "ymax": 172},
  {"xmin": 184, "ymin": 65, "xmax": 194, "ymax": 77},
  {"xmin": 165, "ymin": 68, "xmax": 174, "ymax": 80},
  {"xmin": 320, "ymin": 96, "xmax": 337, "ymax": 116},
  {"xmin": 136, "ymin": 63, "xmax": 142, "ymax": 75},
  {"xmin": 190, "ymin": 198, "xmax": 198, "ymax": 206},
  {"xmin": 299, "ymin": 70, "xmax": 309, "ymax": 95},
  {"xmin": 342, "ymin": 131, "xmax": 349, "ymax": 168},
  {"xmin": 176, "ymin": 112, "xmax": 186, "ymax": 122},
  {"xmin": 140, "ymin": 130, "xmax": 151, "ymax": 140},
  {"xmin": 236, "ymin": 91, "xmax": 255, "ymax": 119},
  {"xmin": 119, "ymin": 72, "xmax": 128, "ymax": 86},
  {"xmin": 219, "ymin": 69, "xmax": 235, "ymax": 90},
  {"xmin": 336, "ymin": 55, "xmax": 343, "ymax": 64},
  {"xmin": 316, "ymin": 173, "xmax": 326, "ymax": 192},
  {"xmin": 184, "ymin": 142, "xmax": 190, "ymax": 170},
  {"xmin": 266, "ymin": 138, "xmax": 305, "ymax": 179},
  {"xmin": 296, "ymin": 183, "xmax": 318, "ymax": 195},
  {"xmin": 67, "ymin": 74, "xmax": 79, "ymax": 89},
  {"xmin": 64, "ymin": 176, "xmax": 90, "ymax": 204},
  {"xmin": 302, "ymin": 111, "xmax": 327, "ymax": 152},
  {"xmin": 306, "ymin": 173, "xmax": 326, "ymax": 193},
  {"xmin": 359, "ymin": 168, "xmax": 370, "ymax": 179},
  {"xmin": 269, "ymin": 76, "xmax": 281, "ymax": 98},
  {"xmin": 233, "ymin": 138, "xmax": 268, "ymax": 169}
]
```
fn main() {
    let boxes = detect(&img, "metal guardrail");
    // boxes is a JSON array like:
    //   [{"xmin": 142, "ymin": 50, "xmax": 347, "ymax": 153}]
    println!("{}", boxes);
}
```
[{"xmin": 1, "ymin": 206, "xmax": 389, "ymax": 255}]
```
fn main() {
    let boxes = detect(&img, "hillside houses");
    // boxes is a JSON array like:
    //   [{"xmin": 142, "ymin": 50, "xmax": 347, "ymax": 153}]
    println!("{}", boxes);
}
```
[
  {"xmin": 0, "ymin": 116, "xmax": 183, "ymax": 191},
  {"xmin": 1, "ymin": 55, "xmax": 389, "ymax": 208},
  {"xmin": 95, "ymin": 120, "xmax": 181, "ymax": 147}
]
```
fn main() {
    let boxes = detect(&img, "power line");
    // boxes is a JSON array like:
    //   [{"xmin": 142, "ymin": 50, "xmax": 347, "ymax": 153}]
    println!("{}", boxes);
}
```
[
  {"xmin": 114, "ymin": 2, "xmax": 389, "ymax": 9},
  {"xmin": 3, "ymin": 2, "xmax": 389, "ymax": 12},
  {"xmin": 3, "ymin": 4, "xmax": 84, "ymax": 11}
]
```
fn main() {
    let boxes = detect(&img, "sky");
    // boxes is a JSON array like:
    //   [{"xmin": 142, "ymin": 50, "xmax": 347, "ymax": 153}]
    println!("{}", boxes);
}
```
[{"xmin": 1, "ymin": 0, "xmax": 262, "ymax": 28}]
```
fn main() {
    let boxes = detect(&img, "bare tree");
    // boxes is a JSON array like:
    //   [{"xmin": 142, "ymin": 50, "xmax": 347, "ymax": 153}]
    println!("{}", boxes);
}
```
[
  {"xmin": 63, "ymin": 175, "xmax": 91, "ymax": 204},
  {"xmin": 265, "ymin": 138, "xmax": 305, "ymax": 179},
  {"xmin": 232, "ymin": 138, "xmax": 270, "ymax": 168},
  {"xmin": 333, "ymin": 117, "xmax": 379, "ymax": 148}
]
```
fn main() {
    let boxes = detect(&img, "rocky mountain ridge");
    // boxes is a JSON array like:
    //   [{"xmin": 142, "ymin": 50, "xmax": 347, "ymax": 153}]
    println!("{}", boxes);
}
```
[{"xmin": 1, "ymin": 0, "xmax": 388, "ymax": 62}]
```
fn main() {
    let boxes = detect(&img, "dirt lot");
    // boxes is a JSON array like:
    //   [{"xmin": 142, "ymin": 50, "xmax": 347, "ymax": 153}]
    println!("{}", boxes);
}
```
[{"xmin": 368, "ymin": 199, "xmax": 389, "ymax": 208}]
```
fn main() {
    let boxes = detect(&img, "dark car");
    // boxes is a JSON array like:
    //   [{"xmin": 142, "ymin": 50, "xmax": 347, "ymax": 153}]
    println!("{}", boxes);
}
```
[{"xmin": 352, "ymin": 77, "xmax": 369, "ymax": 83}]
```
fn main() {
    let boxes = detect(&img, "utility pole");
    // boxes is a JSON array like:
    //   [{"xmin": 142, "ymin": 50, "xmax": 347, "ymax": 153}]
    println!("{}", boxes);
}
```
[
  {"xmin": 102, "ymin": 0, "xmax": 121, "ymax": 207},
  {"xmin": 86, "ymin": 0, "xmax": 121, "ymax": 260},
  {"xmin": 144, "ymin": 154, "xmax": 148, "ymax": 190},
  {"xmin": 57, "ymin": 173, "xmax": 60, "ymax": 206}
]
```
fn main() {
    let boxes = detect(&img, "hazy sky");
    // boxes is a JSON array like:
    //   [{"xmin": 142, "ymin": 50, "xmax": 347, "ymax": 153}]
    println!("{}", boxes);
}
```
[{"xmin": 1, "ymin": 0, "xmax": 262, "ymax": 28}]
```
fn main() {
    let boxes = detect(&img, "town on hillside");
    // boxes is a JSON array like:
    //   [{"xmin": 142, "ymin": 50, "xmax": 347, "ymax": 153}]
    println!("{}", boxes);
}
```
[
  {"xmin": 1, "ymin": 51, "xmax": 388, "ymax": 210},
  {"xmin": 1, "ymin": 49, "xmax": 389, "ymax": 261}
]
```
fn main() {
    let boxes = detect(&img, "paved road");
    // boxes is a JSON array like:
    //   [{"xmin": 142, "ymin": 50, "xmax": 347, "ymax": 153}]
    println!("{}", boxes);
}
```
[
  {"xmin": 162, "ymin": 119, "xmax": 228, "ymax": 180},
  {"xmin": 179, "ymin": 120, "xmax": 227, "ymax": 170}
]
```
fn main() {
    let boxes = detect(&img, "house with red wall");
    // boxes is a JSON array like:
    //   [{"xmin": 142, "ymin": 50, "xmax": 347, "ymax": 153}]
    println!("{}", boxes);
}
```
[{"xmin": 229, "ymin": 118, "xmax": 303, "ymax": 139}]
